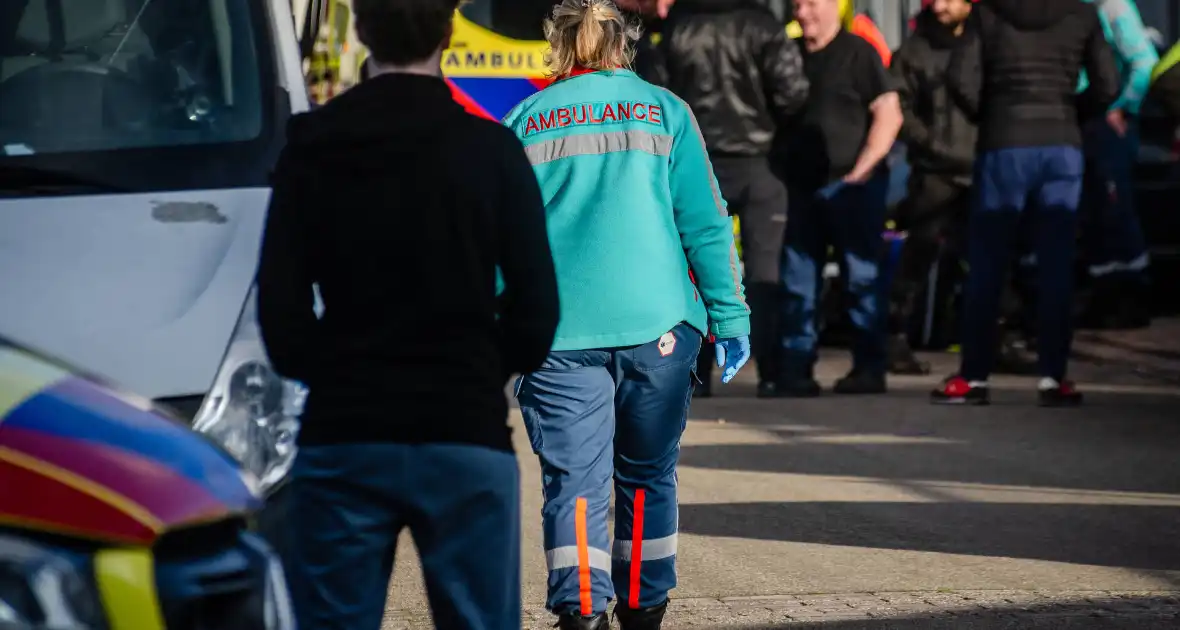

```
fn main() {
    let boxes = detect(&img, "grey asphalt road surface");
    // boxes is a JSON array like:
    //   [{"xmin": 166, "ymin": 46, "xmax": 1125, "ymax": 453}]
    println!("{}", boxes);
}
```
[{"xmin": 380, "ymin": 351, "xmax": 1180, "ymax": 628}]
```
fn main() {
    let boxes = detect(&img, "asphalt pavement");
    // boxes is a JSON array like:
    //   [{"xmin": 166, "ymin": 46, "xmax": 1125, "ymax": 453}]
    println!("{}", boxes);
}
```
[{"xmin": 380, "ymin": 350, "xmax": 1180, "ymax": 629}]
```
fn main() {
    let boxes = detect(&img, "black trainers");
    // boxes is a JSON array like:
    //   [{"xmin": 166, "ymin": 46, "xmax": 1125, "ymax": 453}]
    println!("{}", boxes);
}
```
[
  {"xmin": 930, "ymin": 375, "xmax": 990, "ymax": 405},
  {"xmin": 556, "ymin": 612, "xmax": 609, "ymax": 630},
  {"xmin": 615, "ymin": 600, "xmax": 668, "ymax": 630},
  {"xmin": 1038, "ymin": 378, "xmax": 1083, "ymax": 407},
  {"xmin": 832, "ymin": 369, "xmax": 887, "ymax": 394}
]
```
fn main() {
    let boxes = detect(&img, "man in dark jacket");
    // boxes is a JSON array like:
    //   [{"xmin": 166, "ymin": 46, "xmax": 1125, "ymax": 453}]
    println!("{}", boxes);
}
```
[
  {"xmin": 887, "ymin": 0, "xmax": 977, "ymax": 375},
  {"xmin": 775, "ymin": 0, "xmax": 903, "ymax": 397},
  {"xmin": 658, "ymin": 0, "xmax": 810, "ymax": 397},
  {"xmin": 256, "ymin": 0, "xmax": 560, "ymax": 627},
  {"xmin": 933, "ymin": 0, "xmax": 1119, "ymax": 407}
]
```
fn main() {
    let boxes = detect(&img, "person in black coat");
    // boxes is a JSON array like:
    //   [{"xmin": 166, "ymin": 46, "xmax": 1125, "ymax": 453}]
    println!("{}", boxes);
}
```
[
  {"xmin": 256, "ymin": 0, "xmax": 559, "ymax": 627},
  {"xmin": 887, "ymin": 0, "xmax": 977, "ymax": 375},
  {"xmin": 657, "ymin": 0, "xmax": 810, "ymax": 396}
]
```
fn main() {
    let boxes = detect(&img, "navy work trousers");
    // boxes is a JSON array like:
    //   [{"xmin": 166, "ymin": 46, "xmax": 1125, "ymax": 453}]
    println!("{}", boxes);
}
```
[
  {"xmin": 960, "ymin": 146, "xmax": 1084, "ymax": 382},
  {"xmin": 1081, "ymin": 119, "xmax": 1149, "ymax": 281},
  {"xmin": 781, "ymin": 172, "xmax": 889, "ymax": 374},
  {"xmin": 285, "ymin": 443, "xmax": 521, "ymax": 630},
  {"xmin": 516, "ymin": 323, "xmax": 700, "ymax": 617}
]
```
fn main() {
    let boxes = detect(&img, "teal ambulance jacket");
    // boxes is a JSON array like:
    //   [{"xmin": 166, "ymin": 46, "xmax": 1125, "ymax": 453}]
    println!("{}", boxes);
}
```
[
  {"xmin": 1076, "ymin": 0, "xmax": 1159, "ymax": 115},
  {"xmin": 503, "ymin": 68, "xmax": 750, "ymax": 352}
]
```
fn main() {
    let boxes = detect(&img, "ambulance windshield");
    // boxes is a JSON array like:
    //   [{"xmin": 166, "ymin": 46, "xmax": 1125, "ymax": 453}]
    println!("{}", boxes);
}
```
[
  {"xmin": 459, "ymin": 0, "xmax": 795, "ymax": 40},
  {"xmin": 0, "ymin": 0, "xmax": 282, "ymax": 195},
  {"xmin": 459, "ymin": 0, "xmax": 566, "ymax": 41}
]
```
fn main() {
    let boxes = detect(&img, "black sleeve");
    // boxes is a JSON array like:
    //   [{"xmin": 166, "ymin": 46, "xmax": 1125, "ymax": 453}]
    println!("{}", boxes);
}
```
[
  {"xmin": 856, "ymin": 39, "xmax": 894, "ymax": 105},
  {"xmin": 946, "ymin": 9, "xmax": 983, "ymax": 119},
  {"xmin": 1081, "ymin": 6, "xmax": 1120, "ymax": 112},
  {"xmin": 890, "ymin": 42, "xmax": 933, "ymax": 148},
  {"xmin": 495, "ymin": 132, "xmax": 560, "ymax": 375},
  {"xmin": 756, "ymin": 16, "xmax": 810, "ymax": 121},
  {"xmin": 256, "ymin": 145, "xmax": 320, "ymax": 383}
]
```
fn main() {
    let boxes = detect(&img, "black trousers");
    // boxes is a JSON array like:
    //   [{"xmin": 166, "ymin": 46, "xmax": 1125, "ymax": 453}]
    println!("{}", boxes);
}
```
[
  {"xmin": 888, "ymin": 174, "xmax": 969, "ymax": 336},
  {"xmin": 888, "ymin": 172, "xmax": 1034, "ymax": 345},
  {"xmin": 698, "ymin": 155, "xmax": 788, "ymax": 384}
]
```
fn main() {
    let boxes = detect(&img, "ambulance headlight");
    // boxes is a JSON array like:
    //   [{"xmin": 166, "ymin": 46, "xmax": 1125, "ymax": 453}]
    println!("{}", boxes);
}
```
[
  {"xmin": 0, "ymin": 536, "xmax": 106, "ymax": 630},
  {"xmin": 194, "ymin": 287, "xmax": 303, "ymax": 496}
]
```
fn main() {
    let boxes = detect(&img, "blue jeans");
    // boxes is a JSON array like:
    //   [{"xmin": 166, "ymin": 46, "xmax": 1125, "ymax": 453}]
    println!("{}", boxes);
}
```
[
  {"xmin": 516, "ymin": 323, "xmax": 700, "ymax": 616},
  {"xmin": 285, "ymin": 443, "xmax": 520, "ymax": 630},
  {"xmin": 781, "ymin": 171, "xmax": 889, "ymax": 374},
  {"xmin": 961, "ymin": 146, "xmax": 1084, "ymax": 382},
  {"xmin": 1081, "ymin": 119, "xmax": 1149, "ymax": 281}
]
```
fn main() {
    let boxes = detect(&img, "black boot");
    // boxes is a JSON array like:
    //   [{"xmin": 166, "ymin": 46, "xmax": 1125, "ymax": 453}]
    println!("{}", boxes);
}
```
[
  {"xmin": 755, "ymin": 380, "xmax": 779, "ymax": 398},
  {"xmin": 615, "ymin": 600, "xmax": 668, "ymax": 630},
  {"xmin": 993, "ymin": 331, "xmax": 1038, "ymax": 375},
  {"xmin": 832, "ymin": 368, "xmax": 887, "ymax": 394},
  {"xmin": 886, "ymin": 334, "xmax": 930, "ymax": 375},
  {"xmin": 773, "ymin": 353, "xmax": 821, "ymax": 398},
  {"xmin": 557, "ymin": 612, "xmax": 609, "ymax": 630}
]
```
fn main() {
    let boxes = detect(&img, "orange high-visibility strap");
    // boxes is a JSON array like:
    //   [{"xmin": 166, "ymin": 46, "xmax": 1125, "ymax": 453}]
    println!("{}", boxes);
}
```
[
  {"xmin": 851, "ymin": 14, "xmax": 892, "ymax": 67},
  {"xmin": 575, "ymin": 498, "xmax": 593, "ymax": 616}
]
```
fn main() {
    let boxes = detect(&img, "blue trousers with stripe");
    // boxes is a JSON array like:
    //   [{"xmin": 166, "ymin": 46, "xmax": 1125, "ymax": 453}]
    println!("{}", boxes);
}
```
[
  {"xmin": 1080, "ymin": 119, "xmax": 1148, "ymax": 281},
  {"xmin": 960, "ymin": 146, "xmax": 1083, "ymax": 382},
  {"xmin": 516, "ymin": 323, "xmax": 700, "ymax": 616}
]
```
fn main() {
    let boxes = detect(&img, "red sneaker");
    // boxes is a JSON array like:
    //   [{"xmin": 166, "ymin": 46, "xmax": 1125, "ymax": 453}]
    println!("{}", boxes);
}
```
[
  {"xmin": 930, "ymin": 374, "xmax": 990, "ymax": 406},
  {"xmin": 1038, "ymin": 378, "xmax": 1083, "ymax": 407}
]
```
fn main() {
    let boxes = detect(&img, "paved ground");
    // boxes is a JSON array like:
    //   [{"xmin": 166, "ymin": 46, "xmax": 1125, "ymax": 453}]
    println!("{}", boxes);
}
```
[
  {"xmin": 380, "ymin": 348, "xmax": 1180, "ymax": 629},
  {"xmin": 1073, "ymin": 318, "xmax": 1180, "ymax": 383}
]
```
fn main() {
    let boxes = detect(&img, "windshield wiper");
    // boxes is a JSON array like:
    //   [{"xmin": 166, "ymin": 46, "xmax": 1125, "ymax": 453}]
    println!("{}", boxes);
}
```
[{"xmin": 0, "ymin": 165, "xmax": 126, "ymax": 196}]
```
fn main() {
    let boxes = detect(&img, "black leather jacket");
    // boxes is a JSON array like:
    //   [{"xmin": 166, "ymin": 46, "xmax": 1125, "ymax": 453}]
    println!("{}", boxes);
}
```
[
  {"xmin": 658, "ymin": 0, "xmax": 809, "ymax": 157},
  {"xmin": 890, "ymin": 10, "xmax": 978, "ymax": 184}
]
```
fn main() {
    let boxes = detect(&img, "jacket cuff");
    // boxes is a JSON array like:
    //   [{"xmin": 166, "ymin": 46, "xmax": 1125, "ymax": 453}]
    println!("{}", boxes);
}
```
[{"xmin": 710, "ymin": 317, "xmax": 751, "ymax": 340}]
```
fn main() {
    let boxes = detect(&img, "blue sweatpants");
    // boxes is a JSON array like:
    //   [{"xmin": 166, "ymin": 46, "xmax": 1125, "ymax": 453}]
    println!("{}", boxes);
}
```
[
  {"xmin": 285, "ymin": 443, "xmax": 520, "ymax": 630},
  {"xmin": 961, "ymin": 146, "xmax": 1084, "ymax": 382},
  {"xmin": 781, "ymin": 171, "xmax": 889, "ymax": 374},
  {"xmin": 516, "ymin": 323, "xmax": 700, "ymax": 617},
  {"xmin": 1081, "ymin": 119, "xmax": 1149, "ymax": 282}
]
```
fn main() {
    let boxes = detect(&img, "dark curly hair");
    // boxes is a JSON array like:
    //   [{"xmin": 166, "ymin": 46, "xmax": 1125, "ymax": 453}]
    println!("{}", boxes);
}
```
[{"xmin": 354, "ymin": 0, "xmax": 463, "ymax": 66}]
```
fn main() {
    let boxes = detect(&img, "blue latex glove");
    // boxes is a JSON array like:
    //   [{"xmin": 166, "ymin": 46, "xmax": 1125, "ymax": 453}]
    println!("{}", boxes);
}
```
[{"xmin": 714, "ymin": 336, "xmax": 751, "ymax": 384}]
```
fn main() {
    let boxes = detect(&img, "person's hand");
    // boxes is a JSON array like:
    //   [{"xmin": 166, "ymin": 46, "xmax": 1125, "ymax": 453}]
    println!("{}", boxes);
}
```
[
  {"xmin": 843, "ymin": 167, "xmax": 872, "ymax": 184},
  {"xmin": 714, "ymin": 336, "xmax": 751, "ymax": 384},
  {"xmin": 1107, "ymin": 108, "xmax": 1128, "ymax": 137}
]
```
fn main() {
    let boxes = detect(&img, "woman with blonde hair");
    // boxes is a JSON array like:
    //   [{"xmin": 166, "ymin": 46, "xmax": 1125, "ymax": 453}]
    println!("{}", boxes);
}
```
[{"xmin": 503, "ymin": 1, "xmax": 750, "ymax": 628}]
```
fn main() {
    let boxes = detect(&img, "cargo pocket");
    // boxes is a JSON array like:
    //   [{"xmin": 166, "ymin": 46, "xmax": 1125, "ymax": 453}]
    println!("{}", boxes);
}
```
[{"xmin": 633, "ymin": 323, "xmax": 703, "ymax": 373}]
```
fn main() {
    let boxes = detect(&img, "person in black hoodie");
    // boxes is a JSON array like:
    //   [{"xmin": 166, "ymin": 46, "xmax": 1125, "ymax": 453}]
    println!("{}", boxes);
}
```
[
  {"xmin": 657, "ymin": 0, "xmax": 810, "ymax": 397},
  {"xmin": 256, "ymin": 0, "xmax": 560, "ymax": 627},
  {"xmin": 887, "ymin": 0, "xmax": 978, "ymax": 375},
  {"xmin": 932, "ymin": 0, "xmax": 1119, "ymax": 407}
]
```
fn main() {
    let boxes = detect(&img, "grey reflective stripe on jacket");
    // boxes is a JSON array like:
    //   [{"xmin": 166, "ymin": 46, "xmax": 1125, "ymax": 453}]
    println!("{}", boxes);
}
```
[{"xmin": 524, "ymin": 130, "xmax": 674, "ymax": 166}]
